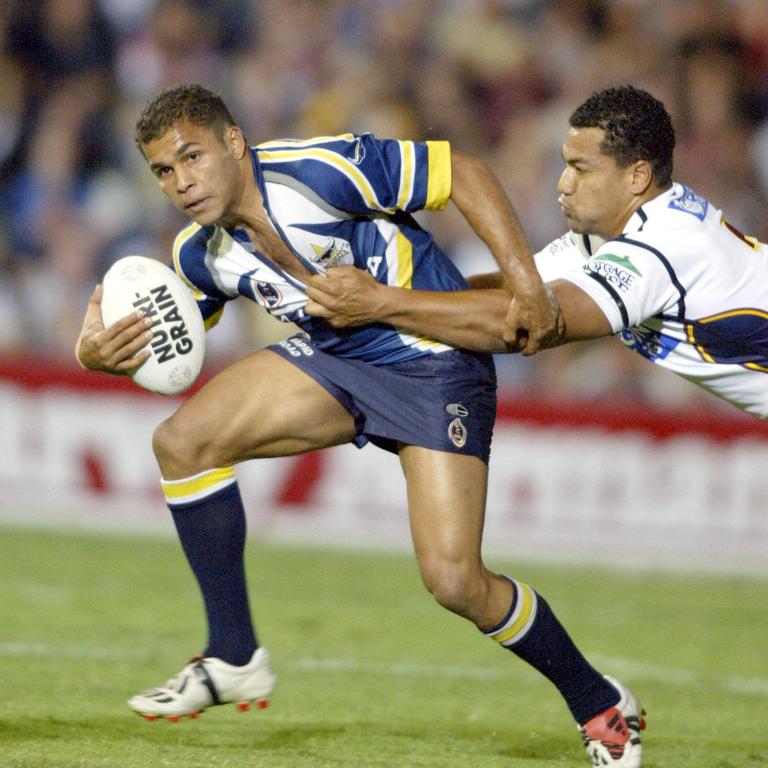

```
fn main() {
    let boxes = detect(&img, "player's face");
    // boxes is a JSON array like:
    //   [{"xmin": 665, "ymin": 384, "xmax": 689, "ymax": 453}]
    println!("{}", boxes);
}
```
[
  {"xmin": 142, "ymin": 121, "xmax": 246, "ymax": 227},
  {"xmin": 557, "ymin": 127, "xmax": 639, "ymax": 239}
]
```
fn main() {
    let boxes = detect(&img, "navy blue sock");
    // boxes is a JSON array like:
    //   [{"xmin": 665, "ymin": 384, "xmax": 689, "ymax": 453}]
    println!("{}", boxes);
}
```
[
  {"xmin": 167, "ymin": 479, "xmax": 258, "ymax": 666},
  {"xmin": 484, "ymin": 578, "xmax": 619, "ymax": 724}
]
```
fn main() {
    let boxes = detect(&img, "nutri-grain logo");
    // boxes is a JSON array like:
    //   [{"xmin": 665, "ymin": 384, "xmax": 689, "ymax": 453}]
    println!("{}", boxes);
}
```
[{"xmin": 132, "ymin": 284, "xmax": 193, "ymax": 364}]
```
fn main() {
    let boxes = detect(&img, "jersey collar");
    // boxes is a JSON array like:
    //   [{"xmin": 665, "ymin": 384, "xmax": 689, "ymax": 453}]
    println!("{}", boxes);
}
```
[{"xmin": 622, "ymin": 183, "xmax": 680, "ymax": 234}]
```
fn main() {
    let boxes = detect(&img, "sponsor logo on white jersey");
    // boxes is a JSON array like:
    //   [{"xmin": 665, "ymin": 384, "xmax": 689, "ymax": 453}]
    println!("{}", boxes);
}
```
[
  {"xmin": 586, "ymin": 253, "xmax": 642, "ymax": 292},
  {"xmin": 668, "ymin": 185, "xmax": 708, "ymax": 221}
]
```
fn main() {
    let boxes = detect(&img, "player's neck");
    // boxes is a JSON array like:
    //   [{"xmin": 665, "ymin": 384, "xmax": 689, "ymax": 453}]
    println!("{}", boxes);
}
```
[
  {"xmin": 222, "ymin": 155, "xmax": 267, "ymax": 231},
  {"xmin": 608, "ymin": 184, "xmax": 669, "ymax": 238}
]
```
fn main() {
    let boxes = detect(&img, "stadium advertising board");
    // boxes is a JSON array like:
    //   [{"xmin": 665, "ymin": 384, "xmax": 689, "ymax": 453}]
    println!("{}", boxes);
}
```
[{"xmin": 1, "ymin": 358, "xmax": 766, "ymax": 572}]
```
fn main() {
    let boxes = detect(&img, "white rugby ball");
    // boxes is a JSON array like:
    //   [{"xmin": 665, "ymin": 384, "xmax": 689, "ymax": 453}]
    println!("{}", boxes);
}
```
[{"xmin": 101, "ymin": 255, "xmax": 206, "ymax": 395}]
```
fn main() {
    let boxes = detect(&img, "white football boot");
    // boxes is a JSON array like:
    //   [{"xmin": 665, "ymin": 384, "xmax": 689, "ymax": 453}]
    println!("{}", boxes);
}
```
[
  {"xmin": 578, "ymin": 676, "xmax": 646, "ymax": 767},
  {"xmin": 128, "ymin": 647, "xmax": 276, "ymax": 721}
]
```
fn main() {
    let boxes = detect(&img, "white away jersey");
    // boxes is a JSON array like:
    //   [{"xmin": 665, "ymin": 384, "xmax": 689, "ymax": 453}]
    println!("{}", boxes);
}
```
[
  {"xmin": 171, "ymin": 133, "xmax": 463, "ymax": 364},
  {"xmin": 535, "ymin": 184, "xmax": 768, "ymax": 417}
]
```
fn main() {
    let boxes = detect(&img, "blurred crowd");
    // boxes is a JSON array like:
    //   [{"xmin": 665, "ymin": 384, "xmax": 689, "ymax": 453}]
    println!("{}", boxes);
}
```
[{"xmin": 1, "ymin": 0, "xmax": 767, "ymax": 409}]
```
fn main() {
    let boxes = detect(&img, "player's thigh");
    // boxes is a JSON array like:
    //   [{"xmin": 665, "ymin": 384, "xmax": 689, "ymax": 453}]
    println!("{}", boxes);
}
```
[
  {"xmin": 161, "ymin": 349, "xmax": 357, "ymax": 465},
  {"xmin": 399, "ymin": 445, "xmax": 488, "ymax": 570}
]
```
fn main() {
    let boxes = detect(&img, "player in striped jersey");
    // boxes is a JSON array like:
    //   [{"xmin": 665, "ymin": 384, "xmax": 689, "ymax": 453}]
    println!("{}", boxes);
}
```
[
  {"xmin": 75, "ymin": 84, "xmax": 636, "ymax": 765},
  {"xmin": 307, "ymin": 84, "xmax": 768, "ymax": 766}
]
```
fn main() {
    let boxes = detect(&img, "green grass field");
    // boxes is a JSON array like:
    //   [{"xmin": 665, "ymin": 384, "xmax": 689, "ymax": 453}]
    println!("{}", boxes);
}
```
[{"xmin": 0, "ymin": 526, "xmax": 766, "ymax": 768}]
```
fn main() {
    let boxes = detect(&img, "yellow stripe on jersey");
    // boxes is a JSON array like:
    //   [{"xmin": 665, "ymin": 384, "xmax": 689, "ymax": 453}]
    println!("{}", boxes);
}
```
[
  {"xmin": 393, "ymin": 229, "xmax": 448, "ymax": 350},
  {"xmin": 172, "ymin": 222, "xmax": 205, "ymax": 301},
  {"xmin": 425, "ymin": 140, "xmax": 452, "ymax": 210},
  {"xmin": 204, "ymin": 306, "xmax": 224, "ymax": 331},
  {"xmin": 259, "ymin": 147, "xmax": 393, "ymax": 213},
  {"xmin": 490, "ymin": 580, "xmax": 538, "ymax": 647},
  {"xmin": 395, "ymin": 230, "xmax": 413, "ymax": 288},
  {"xmin": 397, "ymin": 141, "xmax": 415, "ymax": 210},
  {"xmin": 688, "ymin": 308, "xmax": 768, "ymax": 369},
  {"xmin": 686, "ymin": 322, "xmax": 715, "ymax": 363},
  {"xmin": 172, "ymin": 221, "xmax": 225, "ymax": 331},
  {"xmin": 698, "ymin": 308, "xmax": 768, "ymax": 323},
  {"xmin": 162, "ymin": 467, "xmax": 236, "ymax": 505}
]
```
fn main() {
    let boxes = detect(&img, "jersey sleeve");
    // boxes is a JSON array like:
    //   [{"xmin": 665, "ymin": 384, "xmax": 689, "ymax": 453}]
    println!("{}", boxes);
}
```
[
  {"xmin": 533, "ymin": 231, "xmax": 603, "ymax": 282},
  {"xmin": 557, "ymin": 237, "xmax": 683, "ymax": 333},
  {"xmin": 256, "ymin": 133, "xmax": 451, "ymax": 216},
  {"xmin": 172, "ymin": 224, "xmax": 231, "ymax": 331}
]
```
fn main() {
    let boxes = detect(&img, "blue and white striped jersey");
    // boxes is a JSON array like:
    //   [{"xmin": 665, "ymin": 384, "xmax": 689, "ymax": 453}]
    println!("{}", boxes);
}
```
[
  {"xmin": 171, "ymin": 133, "xmax": 464, "ymax": 364},
  {"xmin": 535, "ymin": 184, "xmax": 768, "ymax": 417}
]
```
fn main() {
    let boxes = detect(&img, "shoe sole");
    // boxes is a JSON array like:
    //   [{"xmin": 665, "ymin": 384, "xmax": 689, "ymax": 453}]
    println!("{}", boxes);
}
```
[{"xmin": 133, "ymin": 696, "xmax": 271, "ymax": 722}]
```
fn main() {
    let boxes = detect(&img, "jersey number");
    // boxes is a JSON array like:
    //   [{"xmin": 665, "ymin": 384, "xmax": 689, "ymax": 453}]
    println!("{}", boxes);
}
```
[{"xmin": 367, "ymin": 256, "xmax": 383, "ymax": 275}]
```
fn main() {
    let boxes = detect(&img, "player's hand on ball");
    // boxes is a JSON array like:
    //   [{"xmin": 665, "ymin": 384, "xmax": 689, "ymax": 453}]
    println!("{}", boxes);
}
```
[{"xmin": 75, "ymin": 284, "xmax": 152, "ymax": 374}]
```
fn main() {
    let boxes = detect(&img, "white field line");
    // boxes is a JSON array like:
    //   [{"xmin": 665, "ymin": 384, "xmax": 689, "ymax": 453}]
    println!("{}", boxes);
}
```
[
  {"xmin": 590, "ymin": 654, "xmax": 768, "ymax": 697},
  {"xmin": 1, "ymin": 642, "xmax": 766, "ymax": 697},
  {"xmin": 0, "ymin": 642, "xmax": 144, "ymax": 660}
]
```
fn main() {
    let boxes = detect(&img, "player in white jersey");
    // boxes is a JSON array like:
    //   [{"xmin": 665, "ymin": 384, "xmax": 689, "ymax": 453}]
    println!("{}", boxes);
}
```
[
  {"xmin": 538, "ymin": 208, "xmax": 768, "ymax": 416},
  {"xmin": 73, "ymin": 84, "xmax": 642, "ymax": 767},
  {"xmin": 306, "ymin": 85, "xmax": 768, "ymax": 421},
  {"xmin": 306, "ymin": 84, "xmax": 768, "ymax": 766}
]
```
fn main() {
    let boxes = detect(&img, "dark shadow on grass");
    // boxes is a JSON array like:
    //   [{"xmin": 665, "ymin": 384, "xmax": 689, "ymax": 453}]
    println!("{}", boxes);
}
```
[
  {"xmin": 0, "ymin": 717, "xmax": 107, "ymax": 742},
  {"xmin": 0, "ymin": 714, "xmax": 581, "ymax": 765},
  {"xmin": 495, "ymin": 733, "xmax": 579, "ymax": 760},
  {"xmin": 243, "ymin": 720, "xmax": 578, "ymax": 762}
]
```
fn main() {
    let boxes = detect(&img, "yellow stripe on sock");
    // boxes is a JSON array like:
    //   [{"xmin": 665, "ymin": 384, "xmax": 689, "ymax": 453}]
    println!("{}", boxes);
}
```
[
  {"xmin": 161, "ymin": 467, "xmax": 236, "ymax": 501},
  {"xmin": 493, "ymin": 581, "xmax": 537, "ymax": 646}
]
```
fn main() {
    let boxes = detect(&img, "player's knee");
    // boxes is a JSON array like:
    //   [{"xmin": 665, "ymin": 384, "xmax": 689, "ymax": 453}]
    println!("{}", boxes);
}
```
[
  {"xmin": 152, "ymin": 416, "xmax": 184, "ymax": 469},
  {"xmin": 152, "ymin": 414, "xmax": 209, "ymax": 476},
  {"xmin": 419, "ymin": 558, "xmax": 485, "ymax": 618}
]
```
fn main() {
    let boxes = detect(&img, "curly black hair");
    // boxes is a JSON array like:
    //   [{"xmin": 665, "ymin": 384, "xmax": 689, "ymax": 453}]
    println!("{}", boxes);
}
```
[
  {"xmin": 134, "ymin": 83, "xmax": 237, "ymax": 150},
  {"xmin": 569, "ymin": 85, "xmax": 675, "ymax": 187}
]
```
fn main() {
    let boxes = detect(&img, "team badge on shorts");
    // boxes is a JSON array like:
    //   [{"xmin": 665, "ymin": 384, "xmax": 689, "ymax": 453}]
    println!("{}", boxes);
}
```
[{"xmin": 448, "ymin": 417, "xmax": 467, "ymax": 448}]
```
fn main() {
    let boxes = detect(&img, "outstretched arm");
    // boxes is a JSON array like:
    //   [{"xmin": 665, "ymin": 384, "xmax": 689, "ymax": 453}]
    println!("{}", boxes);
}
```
[
  {"xmin": 307, "ymin": 266, "xmax": 514, "ymax": 352},
  {"xmin": 306, "ymin": 269, "xmax": 611, "ymax": 352},
  {"xmin": 449, "ymin": 149, "xmax": 555, "ymax": 354}
]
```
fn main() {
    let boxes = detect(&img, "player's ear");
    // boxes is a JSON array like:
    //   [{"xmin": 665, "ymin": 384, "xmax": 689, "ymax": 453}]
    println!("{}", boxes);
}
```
[
  {"xmin": 629, "ymin": 159, "xmax": 654, "ymax": 195},
  {"xmin": 225, "ymin": 125, "xmax": 247, "ymax": 159}
]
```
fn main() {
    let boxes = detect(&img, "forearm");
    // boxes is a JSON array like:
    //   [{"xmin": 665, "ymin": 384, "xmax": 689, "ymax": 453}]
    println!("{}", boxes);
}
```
[
  {"xmin": 380, "ymin": 279, "xmax": 610, "ymax": 352},
  {"xmin": 306, "ymin": 266, "xmax": 562, "ymax": 353},
  {"xmin": 466, "ymin": 271, "xmax": 507, "ymax": 289},
  {"xmin": 450, "ymin": 151, "xmax": 539, "ymax": 292},
  {"xmin": 373, "ymin": 285, "xmax": 513, "ymax": 353}
]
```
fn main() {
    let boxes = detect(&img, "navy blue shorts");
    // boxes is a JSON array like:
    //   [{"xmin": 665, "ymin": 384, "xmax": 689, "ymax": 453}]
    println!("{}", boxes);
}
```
[{"xmin": 270, "ymin": 334, "xmax": 497, "ymax": 463}]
